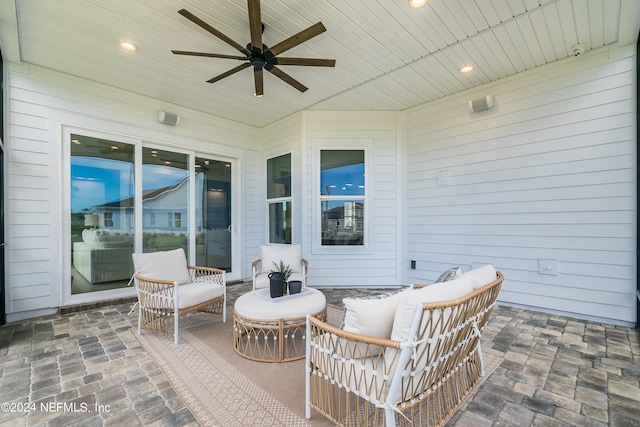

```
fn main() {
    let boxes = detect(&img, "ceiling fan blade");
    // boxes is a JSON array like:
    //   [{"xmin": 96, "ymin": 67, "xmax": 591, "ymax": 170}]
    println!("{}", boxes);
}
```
[
  {"xmin": 171, "ymin": 50, "xmax": 247, "ymax": 60},
  {"xmin": 178, "ymin": 9, "xmax": 250, "ymax": 56},
  {"xmin": 207, "ymin": 63, "xmax": 251, "ymax": 84},
  {"xmin": 268, "ymin": 22, "xmax": 326, "ymax": 56},
  {"xmin": 254, "ymin": 68, "xmax": 264, "ymax": 96},
  {"xmin": 247, "ymin": 0, "xmax": 262, "ymax": 52},
  {"xmin": 268, "ymin": 66, "xmax": 308, "ymax": 92},
  {"xmin": 275, "ymin": 57, "xmax": 336, "ymax": 67}
]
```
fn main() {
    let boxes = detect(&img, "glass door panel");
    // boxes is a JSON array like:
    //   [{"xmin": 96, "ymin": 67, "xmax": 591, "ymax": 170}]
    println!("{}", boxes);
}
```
[
  {"xmin": 70, "ymin": 135, "xmax": 135, "ymax": 294},
  {"xmin": 142, "ymin": 148, "xmax": 189, "ymax": 257},
  {"xmin": 195, "ymin": 157, "xmax": 232, "ymax": 271}
]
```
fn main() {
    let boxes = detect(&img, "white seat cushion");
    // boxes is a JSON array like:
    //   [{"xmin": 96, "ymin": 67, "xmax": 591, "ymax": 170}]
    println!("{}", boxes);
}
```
[
  {"xmin": 132, "ymin": 248, "xmax": 192, "ymax": 285},
  {"xmin": 235, "ymin": 288, "xmax": 326, "ymax": 320},
  {"xmin": 176, "ymin": 282, "xmax": 224, "ymax": 309}
]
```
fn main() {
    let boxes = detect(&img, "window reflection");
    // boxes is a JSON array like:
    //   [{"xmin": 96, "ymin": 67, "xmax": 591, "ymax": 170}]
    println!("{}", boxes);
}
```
[
  {"xmin": 267, "ymin": 154, "xmax": 292, "ymax": 244},
  {"xmin": 320, "ymin": 150, "xmax": 365, "ymax": 246},
  {"xmin": 70, "ymin": 135, "xmax": 134, "ymax": 294},
  {"xmin": 142, "ymin": 148, "xmax": 189, "ymax": 256},
  {"xmin": 195, "ymin": 157, "xmax": 232, "ymax": 271}
]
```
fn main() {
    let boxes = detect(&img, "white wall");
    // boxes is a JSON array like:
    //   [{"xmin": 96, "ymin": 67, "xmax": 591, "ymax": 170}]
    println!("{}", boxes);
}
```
[
  {"xmin": 260, "ymin": 111, "xmax": 405, "ymax": 288},
  {"xmin": 5, "ymin": 63, "xmax": 259, "ymax": 321},
  {"xmin": 258, "ymin": 112, "xmax": 304, "ymax": 256},
  {"xmin": 404, "ymin": 47, "xmax": 637, "ymax": 325},
  {"xmin": 300, "ymin": 111, "xmax": 404, "ymax": 288}
]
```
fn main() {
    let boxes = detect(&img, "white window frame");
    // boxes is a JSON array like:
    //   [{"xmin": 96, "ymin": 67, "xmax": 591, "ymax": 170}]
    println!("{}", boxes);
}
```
[
  {"xmin": 312, "ymin": 139, "xmax": 372, "ymax": 254},
  {"xmin": 266, "ymin": 152, "xmax": 293, "ymax": 244}
]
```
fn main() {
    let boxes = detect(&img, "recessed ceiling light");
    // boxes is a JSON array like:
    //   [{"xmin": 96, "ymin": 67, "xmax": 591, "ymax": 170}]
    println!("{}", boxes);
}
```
[
  {"xmin": 460, "ymin": 65, "xmax": 474, "ymax": 73},
  {"xmin": 120, "ymin": 41, "xmax": 138, "ymax": 51},
  {"xmin": 409, "ymin": 0, "xmax": 428, "ymax": 8}
]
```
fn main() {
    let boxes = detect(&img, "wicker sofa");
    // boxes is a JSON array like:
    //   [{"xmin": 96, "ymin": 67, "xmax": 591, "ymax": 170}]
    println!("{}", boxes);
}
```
[{"xmin": 305, "ymin": 265, "xmax": 503, "ymax": 427}]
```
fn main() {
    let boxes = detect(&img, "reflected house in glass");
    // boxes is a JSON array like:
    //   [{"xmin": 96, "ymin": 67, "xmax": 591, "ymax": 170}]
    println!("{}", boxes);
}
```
[
  {"xmin": 321, "ymin": 201, "xmax": 364, "ymax": 245},
  {"xmin": 73, "ymin": 171, "xmax": 231, "ymax": 286}
]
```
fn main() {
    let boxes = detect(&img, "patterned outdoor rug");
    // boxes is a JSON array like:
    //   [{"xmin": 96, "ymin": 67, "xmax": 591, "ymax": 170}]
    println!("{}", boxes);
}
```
[{"xmin": 134, "ymin": 306, "xmax": 501, "ymax": 426}]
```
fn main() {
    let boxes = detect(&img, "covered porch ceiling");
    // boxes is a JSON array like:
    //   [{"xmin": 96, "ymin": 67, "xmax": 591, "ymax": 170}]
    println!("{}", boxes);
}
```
[{"xmin": 1, "ymin": 0, "xmax": 639, "ymax": 128}]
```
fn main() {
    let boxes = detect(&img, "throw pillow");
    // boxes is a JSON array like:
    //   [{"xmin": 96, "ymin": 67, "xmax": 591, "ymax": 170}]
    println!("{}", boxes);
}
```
[
  {"xmin": 434, "ymin": 266, "xmax": 462, "ymax": 283},
  {"xmin": 390, "ymin": 276, "xmax": 475, "ymax": 342},
  {"xmin": 341, "ymin": 287, "xmax": 412, "ymax": 339}
]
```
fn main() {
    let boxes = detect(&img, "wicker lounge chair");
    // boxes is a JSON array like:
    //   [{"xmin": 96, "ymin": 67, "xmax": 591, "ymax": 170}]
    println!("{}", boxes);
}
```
[
  {"xmin": 305, "ymin": 267, "xmax": 504, "ymax": 427},
  {"xmin": 132, "ymin": 248, "xmax": 226, "ymax": 345}
]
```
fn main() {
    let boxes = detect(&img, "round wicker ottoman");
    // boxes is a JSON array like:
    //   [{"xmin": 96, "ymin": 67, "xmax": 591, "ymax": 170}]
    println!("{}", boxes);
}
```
[{"xmin": 233, "ymin": 288, "xmax": 327, "ymax": 362}]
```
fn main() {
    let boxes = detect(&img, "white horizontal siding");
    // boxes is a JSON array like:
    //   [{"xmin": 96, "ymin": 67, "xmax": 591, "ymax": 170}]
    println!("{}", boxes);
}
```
[
  {"xmin": 302, "ymin": 111, "xmax": 402, "ymax": 288},
  {"xmin": 254, "ymin": 114, "xmax": 304, "ymax": 268},
  {"xmin": 6, "ymin": 77, "xmax": 52, "ymax": 316},
  {"xmin": 5, "ymin": 63, "xmax": 259, "ymax": 319},
  {"xmin": 404, "ymin": 47, "xmax": 636, "ymax": 324}
]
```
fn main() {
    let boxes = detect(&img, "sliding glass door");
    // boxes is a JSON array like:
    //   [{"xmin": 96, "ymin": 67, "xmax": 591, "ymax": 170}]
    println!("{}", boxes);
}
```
[
  {"xmin": 195, "ymin": 157, "xmax": 232, "ymax": 271},
  {"xmin": 142, "ymin": 147, "xmax": 190, "ymax": 257},
  {"xmin": 70, "ymin": 135, "xmax": 135, "ymax": 294},
  {"xmin": 68, "ymin": 131, "xmax": 235, "ymax": 299}
]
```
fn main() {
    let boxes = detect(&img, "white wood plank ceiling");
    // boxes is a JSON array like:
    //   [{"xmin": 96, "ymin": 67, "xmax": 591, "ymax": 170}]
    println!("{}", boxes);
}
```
[{"xmin": 3, "ymin": 0, "xmax": 638, "ymax": 128}]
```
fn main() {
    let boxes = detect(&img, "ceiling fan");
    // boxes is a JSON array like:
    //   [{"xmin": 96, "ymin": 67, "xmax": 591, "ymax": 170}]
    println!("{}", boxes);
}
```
[{"xmin": 171, "ymin": 1, "xmax": 336, "ymax": 96}]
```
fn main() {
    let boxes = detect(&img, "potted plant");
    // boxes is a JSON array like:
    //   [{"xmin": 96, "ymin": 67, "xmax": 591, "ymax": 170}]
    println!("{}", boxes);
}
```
[{"xmin": 272, "ymin": 261, "xmax": 293, "ymax": 295}]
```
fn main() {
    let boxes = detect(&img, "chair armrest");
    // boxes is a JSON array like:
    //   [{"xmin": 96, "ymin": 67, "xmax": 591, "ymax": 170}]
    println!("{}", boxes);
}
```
[
  {"xmin": 187, "ymin": 266, "xmax": 226, "ymax": 284},
  {"xmin": 307, "ymin": 315, "xmax": 403, "ymax": 407},
  {"xmin": 307, "ymin": 314, "xmax": 401, "ymax": 351},
  {"xmin": 251, "ymin": 259, "xmax": 261, "ymax": 274},
  {"xmin": 302, "ymin": 258, "xmax": 308, "ymax": 277},
  {"xmin": 134, "ymin": 273, "xmax": 177, "ymax": 308}
]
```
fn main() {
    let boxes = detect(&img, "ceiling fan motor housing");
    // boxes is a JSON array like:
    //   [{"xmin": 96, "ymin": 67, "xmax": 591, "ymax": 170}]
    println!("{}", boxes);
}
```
[{"xmin": 247, "ymin": 44, "xmax": 276, "ymax": 70}]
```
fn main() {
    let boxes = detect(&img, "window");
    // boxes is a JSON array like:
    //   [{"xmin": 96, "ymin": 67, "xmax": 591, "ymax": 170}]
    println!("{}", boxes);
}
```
[
  {"xmin": 320, "ymin": 150, "xmax": 365, "ymax": 246},
  {"xmin": 267, "ymin": 154, "xmax": 291, "ymax": 244},
  {"xmin": 174, "ymin": 212, "xmax": 182, "ymax": 228},
  {"xmin": 103, "ymin": 212, "xmax": 114, "ymax": 228}
]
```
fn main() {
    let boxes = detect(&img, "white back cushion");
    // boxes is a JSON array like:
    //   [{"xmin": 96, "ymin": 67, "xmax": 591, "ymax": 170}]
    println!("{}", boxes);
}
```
[
  {"xmin": 460, "ymin": 264, "xmax": 497, "ymax": 289},
  {"xmin": 390, "ymin": 276, "xmax": 475, "ymax": 342},
  {"xmin": 132, "ymin": 248, "xmax": 191, "ymax": 285},
  {"xmin": 260, "ymin": 244, "xmax": 302, "ymax": 273}
]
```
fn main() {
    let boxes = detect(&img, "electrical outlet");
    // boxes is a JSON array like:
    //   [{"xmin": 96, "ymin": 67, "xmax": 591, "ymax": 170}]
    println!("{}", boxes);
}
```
[{"xmin": 437, "ymin": 170, "xmax": 450, "ymax": 186}]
